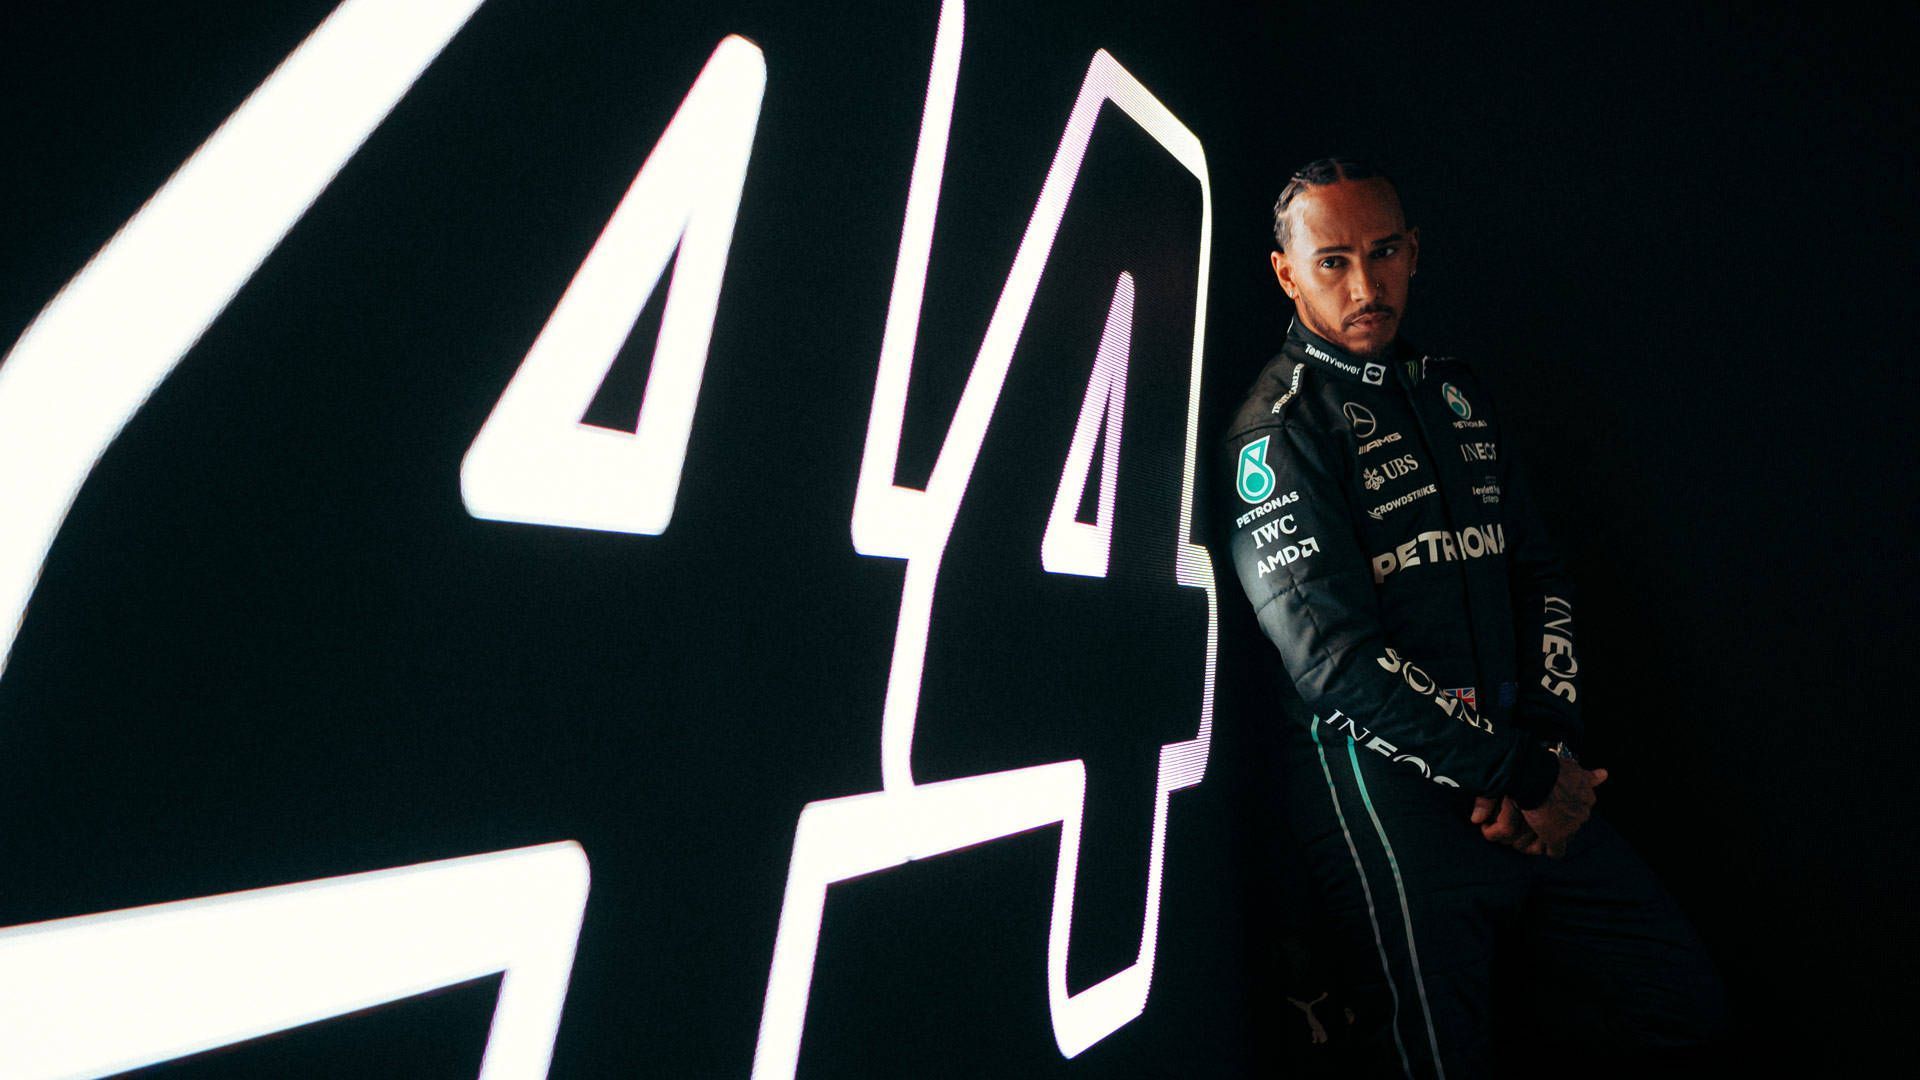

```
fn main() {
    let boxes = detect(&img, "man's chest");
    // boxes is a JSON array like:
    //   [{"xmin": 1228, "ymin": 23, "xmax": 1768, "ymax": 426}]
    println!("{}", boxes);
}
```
[{"xmin": 1325, "ymin": 376, "xmax": 1508, "ymax": 580}]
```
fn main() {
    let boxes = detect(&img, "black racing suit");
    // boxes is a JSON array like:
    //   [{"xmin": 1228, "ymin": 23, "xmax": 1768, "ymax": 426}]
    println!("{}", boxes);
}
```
[{"xmin": 1224, "ymin": 320, "xmax": 1725, "ymax": 1077}]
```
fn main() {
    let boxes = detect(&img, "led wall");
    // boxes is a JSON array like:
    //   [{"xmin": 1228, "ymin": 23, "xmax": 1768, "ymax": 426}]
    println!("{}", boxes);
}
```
[{"xmin": 0, "ymin": 1, "xmax": 1270, "ymax": 1075}]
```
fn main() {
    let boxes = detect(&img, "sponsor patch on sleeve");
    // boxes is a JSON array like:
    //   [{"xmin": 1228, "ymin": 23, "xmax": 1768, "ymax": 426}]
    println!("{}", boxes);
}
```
[{"xmin": 1236, "ymin": 436, "xmax": 1276, "ymax": 503}]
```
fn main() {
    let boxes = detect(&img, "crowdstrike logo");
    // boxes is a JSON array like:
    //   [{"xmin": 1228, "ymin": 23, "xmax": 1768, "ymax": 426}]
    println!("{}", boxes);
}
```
[{"xmin": 1365, "ymin": 482, "xmax": 1436, "ymax": 521}]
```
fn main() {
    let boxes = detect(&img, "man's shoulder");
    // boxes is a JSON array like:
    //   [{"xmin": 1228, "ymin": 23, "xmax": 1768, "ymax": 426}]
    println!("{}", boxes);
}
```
[
  {"xmin": 1419, "ymin": 350, "xmax": 1478, "ymax": 380},
  {"xmin": 1412, "ymin": 340, "xmax": 1511, "ymax": 393},
  {"xmin": 1414, "ymin": 349, "xmax": 1509, "ymax": 429},
  {"xmin": 1222, "ymin": 353, "xmax": 1343, "ymax": 443}
]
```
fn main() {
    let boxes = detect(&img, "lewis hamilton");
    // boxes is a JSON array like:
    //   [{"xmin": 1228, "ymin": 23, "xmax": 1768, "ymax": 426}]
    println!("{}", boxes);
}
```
[{"xmin": 1221, "ymin": 158, "xmax": 1727, "ymax": 1077}]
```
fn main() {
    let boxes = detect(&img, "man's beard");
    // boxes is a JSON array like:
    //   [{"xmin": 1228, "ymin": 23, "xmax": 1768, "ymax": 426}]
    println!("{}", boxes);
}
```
[{"xmin": 1342, "ymin": 304, "xmax": 1398, "ymax": 358}]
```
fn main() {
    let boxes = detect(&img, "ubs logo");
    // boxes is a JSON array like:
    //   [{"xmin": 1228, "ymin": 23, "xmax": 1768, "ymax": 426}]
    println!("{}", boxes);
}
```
[
  {"xmin": 1364, "ymin": 454, "xmax": 1420, "ymax": 489},
  {"xmin": 1379, "ymin": 454, "xmax": 1419, "ymax": 480}
]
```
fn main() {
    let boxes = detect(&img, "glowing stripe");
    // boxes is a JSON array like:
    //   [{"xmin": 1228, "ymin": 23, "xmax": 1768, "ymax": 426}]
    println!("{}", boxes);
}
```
[
  {"xmin": 753, "ymin": 764, "xmax": 1083, "ymax": 1079},
  {"xmin": 756, "ymin": 2, "xmax": 1217, "ymax": 1069},
  {"xmin": 0, "ymin": 842, "xmax": 590, "ymax": 1079},
  {"xmin": 850, "ymin": 0, "xmax": 967, "ymax": 560},
  {"xmin": 1346, "ymin": 740, "xmax": 1447, "ymax": 1078},
  {"xmin": 460, "ymin": 36, "xmax": 766, "ymax": 535},
  {"xmin": 1312, "ymin": 717, "xmax": 1414, "ymax": 1080},
  {"xmin": 0, "ymin": 0, "xmax": 487, "ymax": 681},
  {"xmin": 850, "ymin": 28, "xmax": 1213, "ymax": 801},
  {"xmin": 1041, "ymin": 272, "xmax": 1131, "ymax": 578}
]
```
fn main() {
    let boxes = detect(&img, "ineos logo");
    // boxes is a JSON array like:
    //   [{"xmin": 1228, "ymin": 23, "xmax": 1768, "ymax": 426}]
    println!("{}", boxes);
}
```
[{"xmin": 1342, "ymin": 401, "xmax": 1377, "ymax": 438}]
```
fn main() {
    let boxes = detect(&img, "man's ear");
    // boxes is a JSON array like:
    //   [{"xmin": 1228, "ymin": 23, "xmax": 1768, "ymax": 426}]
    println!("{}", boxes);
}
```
[
  {"xmin": 1407, "ymin": 226, "xmax": 1420, "ymax": 276},
  {"xmin": 1270, "ymin": 250, "xmax": 1297, "ymax": 299}
]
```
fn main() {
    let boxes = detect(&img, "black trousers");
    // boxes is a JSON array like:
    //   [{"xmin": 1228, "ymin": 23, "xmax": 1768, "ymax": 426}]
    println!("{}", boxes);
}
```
[{"xmin": 1281, "ymin": 717, "xmax": 1729, "ymax": 1079}]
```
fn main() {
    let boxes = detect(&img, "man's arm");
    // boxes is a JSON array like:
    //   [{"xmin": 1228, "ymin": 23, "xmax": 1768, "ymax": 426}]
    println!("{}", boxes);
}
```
[
  {"xmin": 1502, "ymin": 451, "xmax": 1584, "ymax": 751},
  {"xmin": 1224, "ymin": 418, "xmax": 1560, "ymax": 805},
  {"xmin": 1471, "ymin": 385, "xmax": 1601, "ymax": 855}
]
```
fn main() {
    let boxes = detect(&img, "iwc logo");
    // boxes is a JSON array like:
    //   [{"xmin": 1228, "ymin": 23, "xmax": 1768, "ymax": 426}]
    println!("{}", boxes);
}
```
[
  {"xmin": 1442, "ymin": 382, "xmax": 1471, "ymax": 419},
  {"xmin": 1237, "ymin": 436, "xmax": 1276, "ymax": 503},
  {"xmin": 1342, "ymin": 402, "xmax": 1377, "ymax": 438}
]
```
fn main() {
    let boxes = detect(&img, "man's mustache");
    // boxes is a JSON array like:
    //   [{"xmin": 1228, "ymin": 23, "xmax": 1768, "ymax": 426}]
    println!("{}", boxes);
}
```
[{"xmin": 1345, "ymin": 304, "xmax": 1396, "ymax": 327}]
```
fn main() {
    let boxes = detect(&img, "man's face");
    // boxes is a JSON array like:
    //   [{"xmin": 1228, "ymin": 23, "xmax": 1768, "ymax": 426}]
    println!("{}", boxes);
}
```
[{"xmin": 1270, "ymin": 178, "xmax": 1418, "ymax": 358}]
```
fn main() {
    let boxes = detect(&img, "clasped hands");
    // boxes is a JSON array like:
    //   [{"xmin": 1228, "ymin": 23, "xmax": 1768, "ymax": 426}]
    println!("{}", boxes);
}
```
[{"xmin": 1469, "ymin": 757, "xmax": 1608, "ymax": 858}]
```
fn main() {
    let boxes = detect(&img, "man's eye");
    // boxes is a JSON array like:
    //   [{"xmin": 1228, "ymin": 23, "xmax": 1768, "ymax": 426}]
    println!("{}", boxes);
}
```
[
  {"xmin": 1319, "ymin": 256, "xmax": 1345, "ymax": 270},
  {"xmin": 1373, "ymin": 245, "xmax": 1399, "ymax": 259}
]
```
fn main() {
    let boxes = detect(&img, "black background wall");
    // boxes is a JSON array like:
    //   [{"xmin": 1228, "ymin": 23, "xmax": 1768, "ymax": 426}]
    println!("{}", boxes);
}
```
[{"xmin": 1, "ymin": 1, "xmax": 1912, "ymax": 1075}]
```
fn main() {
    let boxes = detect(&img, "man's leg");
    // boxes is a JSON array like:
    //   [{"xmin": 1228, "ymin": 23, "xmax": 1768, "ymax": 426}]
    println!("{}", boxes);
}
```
[
  {"xmin": 1519, "ymin": 814, "xmax": 1730, "ymax": 1067},
  {"xmin": 1287, "ymin": 719, "xmax": 1531, "ymax": 1079}
]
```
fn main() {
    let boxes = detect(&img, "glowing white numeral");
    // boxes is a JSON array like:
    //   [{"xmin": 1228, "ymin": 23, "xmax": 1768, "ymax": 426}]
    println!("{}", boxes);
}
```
[
  {"xmin": 754, "ymin": 1, "xmax": 1219, "ymax": 1073},
  {"xmin": 460, "ymin": 37, "xmax": 765, "ymax": 535},
  {"xmin": 0, "ymin": 0, "xmax": 487, "ymax": 681},
  {"xmin": 848, "ymin": 0, "xmax": 968, "ymax": 563},
  {"xmin": 1041, "ymin": 272, "xmax": 1132, "ymax": 578},
  {"xmin": 0, "ymin": 842, "xmax": 590, "ymax": 1080}
]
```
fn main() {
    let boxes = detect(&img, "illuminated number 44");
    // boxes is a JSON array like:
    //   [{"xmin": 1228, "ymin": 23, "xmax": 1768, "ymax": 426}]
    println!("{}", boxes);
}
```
[{"xmin": 0, "ymin": 0, "xmax": 1218, "ymax": 1077}]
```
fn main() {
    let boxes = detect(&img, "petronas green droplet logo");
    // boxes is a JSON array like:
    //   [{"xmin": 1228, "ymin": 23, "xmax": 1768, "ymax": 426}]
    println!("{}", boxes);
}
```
[
  {"xmin": 1237, "ymin": 436, "xmax": 1275, "ymax": 503},
  {"xmin": 1443, "ymin": 382, "xmax": 1471, "ymax": 420}
]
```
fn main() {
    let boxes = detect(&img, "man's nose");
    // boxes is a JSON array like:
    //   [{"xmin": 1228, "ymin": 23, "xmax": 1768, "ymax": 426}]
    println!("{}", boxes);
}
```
[{"xmin": 1350, "ymin": 271, "xmax": 1385, "ymax": 303}]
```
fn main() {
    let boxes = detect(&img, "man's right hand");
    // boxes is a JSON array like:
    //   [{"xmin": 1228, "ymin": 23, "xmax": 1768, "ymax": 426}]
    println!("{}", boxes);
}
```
[{"xmin": 1518, "ymin": 757, "xmax": 1608, "ymax": 858}]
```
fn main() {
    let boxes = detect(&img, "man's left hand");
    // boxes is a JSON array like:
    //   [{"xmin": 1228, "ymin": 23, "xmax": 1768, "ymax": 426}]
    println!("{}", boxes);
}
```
[{"xmin": 1470, "ymin": 796, "xmax": 1538, "ymax": 852}]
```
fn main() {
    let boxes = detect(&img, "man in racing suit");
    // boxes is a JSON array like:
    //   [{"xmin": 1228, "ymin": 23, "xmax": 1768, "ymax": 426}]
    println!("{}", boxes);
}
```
[{"xmin": 1224, "ymin": 159, "xmax": 1726, "ymax": 1076}]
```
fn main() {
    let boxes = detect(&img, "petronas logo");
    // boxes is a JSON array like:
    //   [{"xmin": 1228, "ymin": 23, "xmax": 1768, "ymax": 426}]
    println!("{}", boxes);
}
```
[
  {"xmin": 1442, "ymin": 382, "xmax": 1471, "ymax": 420},
  {"xmin": 1237, "ymin": 436, "xmax": 1275, "ymax": 503}
]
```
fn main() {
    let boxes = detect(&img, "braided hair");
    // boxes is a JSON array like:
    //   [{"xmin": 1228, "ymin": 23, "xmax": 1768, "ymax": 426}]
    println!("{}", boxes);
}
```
[{"xmin": 1272, "ymin": 158, "xmax": 1393, "ymax": 251}]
